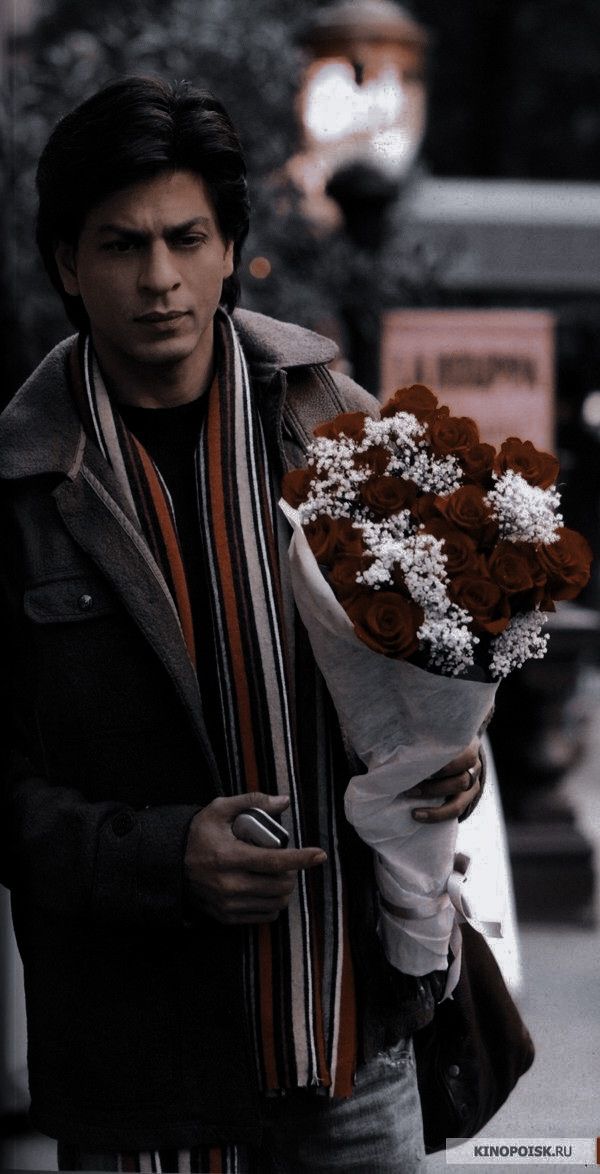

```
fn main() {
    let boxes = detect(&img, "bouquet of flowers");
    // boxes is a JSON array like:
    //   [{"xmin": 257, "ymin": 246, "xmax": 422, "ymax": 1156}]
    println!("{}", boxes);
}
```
[{"xmin": 280, "ymin": 384, "xmax": 592, "ymax": 990}]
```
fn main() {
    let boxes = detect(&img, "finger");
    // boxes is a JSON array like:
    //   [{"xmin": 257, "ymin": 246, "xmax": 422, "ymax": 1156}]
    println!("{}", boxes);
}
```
[
  {"xmin": 412, "ymin": 776, "xmax": 481, "ymax": 823},
  {"xmin": 213, "ymin": 792, "xmax": 291, "ymax": 820},
  {"xmin": 428, "ymin": 739, "xmax": 480, "ymax": 780},
  {"xmin": 242, "ymin": 793, "xmax": 291, "ymax": 816},
  {"xmin": 218, "ymin": 908, "xmax": 285, "ymax": 925},
  {"xmin": 189, "ymin": 871, "xmax": 295, "ymax": 913},
  {"xmin": 244, "ymin": 845, "xmax": 327, "ymax": 874},
  {"xmin": 223, "ymin": 893, "xmax": 292, "ymax": 915},
  {"xmin": 205, "ymin": 896, "xmax": 289, "ymax": 924},
  {"xmin": 227, "ymin": 873, "xmax": 297, "ymax": 901},
  {"xmin": 206, "ymin": 883, "xmax": 297, "ymax": 923},
  {"xmin": 408, "ymin": 765, "xmax": 480, "ymax": 799}
]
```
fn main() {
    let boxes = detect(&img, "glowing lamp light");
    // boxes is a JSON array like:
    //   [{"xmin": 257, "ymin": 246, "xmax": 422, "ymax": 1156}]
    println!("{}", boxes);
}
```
[
  {"xmin": 248, "ymin": 256, "xmax": 272, "ymax": 280},
  {"xmin": 295, "ymin": 0, "xmax": 428, "ymax": 194},
  {"xmin": 304, "ymin": 62, "xmax": 405, "ymax": 144}
]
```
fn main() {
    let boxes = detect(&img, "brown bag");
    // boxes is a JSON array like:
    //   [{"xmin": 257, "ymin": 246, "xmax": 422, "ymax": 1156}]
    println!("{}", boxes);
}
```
[{"xmin": 413, "ymin": 920, "xmax": 535, "ymax": 1154}]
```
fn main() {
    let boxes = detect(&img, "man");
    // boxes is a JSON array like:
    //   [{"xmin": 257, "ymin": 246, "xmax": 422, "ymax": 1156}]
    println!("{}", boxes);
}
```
[{"xmin": 0, "ymin": 78, "xmax": 482, "ymax": 1172}]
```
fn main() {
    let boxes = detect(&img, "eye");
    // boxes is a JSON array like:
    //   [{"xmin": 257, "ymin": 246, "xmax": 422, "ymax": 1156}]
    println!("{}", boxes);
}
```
[
  {"xmin": 174, "ymin": 234, "xmax": 207, "ymax": 248},
  {"xmin": 101, "ymin": 239, "xmax": 138, "ymax": 254}
]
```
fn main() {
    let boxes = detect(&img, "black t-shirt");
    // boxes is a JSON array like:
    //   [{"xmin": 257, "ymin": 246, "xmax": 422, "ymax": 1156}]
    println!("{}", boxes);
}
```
[{"xmin": 119, "ymin": 396, "xmax": 228, "ymax": 780}]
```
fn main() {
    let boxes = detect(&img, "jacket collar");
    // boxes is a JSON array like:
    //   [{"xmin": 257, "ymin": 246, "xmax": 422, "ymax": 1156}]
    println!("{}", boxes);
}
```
[
  {"xmin": 0, "ymin": 311, "xmax": 338, "ymax": 482},
  {"xmin": 0, "ymin": 337, "xmax": 82, "ymax": 481},
  {"xmin": 233, "ymin": 308, "xmax": 337, "ymax": 371}
]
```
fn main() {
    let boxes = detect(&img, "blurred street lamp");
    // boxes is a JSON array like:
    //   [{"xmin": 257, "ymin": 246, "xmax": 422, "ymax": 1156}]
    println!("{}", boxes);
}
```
[
  {"xmin": 287, "ymin": 0, "xmax": 429, "ymax": 389},
  {"xmin": 290, "ymin": 0, "xmax": 428, "ymax": 233}
]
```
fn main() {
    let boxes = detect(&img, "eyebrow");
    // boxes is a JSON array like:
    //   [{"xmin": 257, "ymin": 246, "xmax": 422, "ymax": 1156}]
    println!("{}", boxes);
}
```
[{"xmin": 95, "ymin": 216, "xmax": 213, "ymax": 239}]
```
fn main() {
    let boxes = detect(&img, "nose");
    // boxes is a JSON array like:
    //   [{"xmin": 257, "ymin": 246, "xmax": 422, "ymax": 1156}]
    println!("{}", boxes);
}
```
[{"xmin": 138, "ymin": 241, "xmax": 181, "ymax": 295}]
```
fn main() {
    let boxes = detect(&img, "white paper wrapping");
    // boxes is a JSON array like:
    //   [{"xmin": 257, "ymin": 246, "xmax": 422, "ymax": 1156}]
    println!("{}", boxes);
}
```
[{"xmin": 281, "ymin": 501, "xmax": 498, "ymax": 984}]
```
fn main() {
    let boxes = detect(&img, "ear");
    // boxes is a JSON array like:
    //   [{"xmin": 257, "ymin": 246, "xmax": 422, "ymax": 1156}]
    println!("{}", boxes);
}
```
[
  {"xmin": 222, "ymin": 239, "xmax": 235, "ymax": 280},
  {"xmin": 54, "ymin": 241, "xmax": 81, "ymax": 297}
]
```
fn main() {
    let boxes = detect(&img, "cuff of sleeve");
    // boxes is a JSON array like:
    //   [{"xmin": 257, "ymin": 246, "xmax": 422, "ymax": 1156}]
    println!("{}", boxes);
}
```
[{"xmin": 92, "ymin": 803, "xmax": 202, "ymax": 928}]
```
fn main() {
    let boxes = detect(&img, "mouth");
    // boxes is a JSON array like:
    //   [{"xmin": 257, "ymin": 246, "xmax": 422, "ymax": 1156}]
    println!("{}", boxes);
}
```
[{"xmin": 135, "ymin": 311, "xmax": 189, "ymax": 324}]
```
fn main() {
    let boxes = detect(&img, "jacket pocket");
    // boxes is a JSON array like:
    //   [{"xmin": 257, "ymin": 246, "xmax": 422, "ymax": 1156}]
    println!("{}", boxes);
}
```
[{"xmin": 24, "ymin": 573, "xmax": 117, "ymax": 623}]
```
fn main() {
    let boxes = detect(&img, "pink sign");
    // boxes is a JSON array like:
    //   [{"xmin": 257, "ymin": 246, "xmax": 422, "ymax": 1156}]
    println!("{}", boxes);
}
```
[{"xmin": 380, "ymin": 309, "xmax": 555, "ymax": 450}]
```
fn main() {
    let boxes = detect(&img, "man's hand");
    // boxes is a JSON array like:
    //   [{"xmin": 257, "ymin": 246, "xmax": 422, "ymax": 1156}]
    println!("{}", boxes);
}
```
[
  {"xmin": 184, "ymin": 793, "xmax": 327, "ymax": 924},
  {"xmin": 407, "ymin": 738, "xmax": 482, "ymax": 823}
]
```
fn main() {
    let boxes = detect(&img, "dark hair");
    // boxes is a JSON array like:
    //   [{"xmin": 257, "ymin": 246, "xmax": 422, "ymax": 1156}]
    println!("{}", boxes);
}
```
[{"xmin": 36, "ymin": 76, "xmax": 250, "ymax": 328}]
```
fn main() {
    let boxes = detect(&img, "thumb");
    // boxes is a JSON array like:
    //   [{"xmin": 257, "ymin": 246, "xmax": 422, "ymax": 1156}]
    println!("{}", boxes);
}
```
[
  {"xmin": 246, "ymin": 792, "xmax": 290, "ymax": 815},
  {"xmin": 222, "ymin": 792, "xmax": 290, "ymax": 818}
]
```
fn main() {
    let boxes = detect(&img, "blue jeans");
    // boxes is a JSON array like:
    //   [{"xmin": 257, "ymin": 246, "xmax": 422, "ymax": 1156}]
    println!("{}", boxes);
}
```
[{"xmin": 57, "ymin": 1037, "xmax": 425, "ymax": 1173}]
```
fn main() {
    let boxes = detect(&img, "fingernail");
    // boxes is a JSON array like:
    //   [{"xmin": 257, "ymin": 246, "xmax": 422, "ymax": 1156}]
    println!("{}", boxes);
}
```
[
  {"xmin": 413, "ymin": 810, "xmax": 428, "ymax": 821},
  {"xmin": 314, "ymin": 851, "xmax": 327, "ymax": 863}
]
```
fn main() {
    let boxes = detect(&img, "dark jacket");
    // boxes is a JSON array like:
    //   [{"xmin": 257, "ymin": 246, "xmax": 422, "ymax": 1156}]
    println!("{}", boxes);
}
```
[{"xmin": 0, "ymin": 310, "xmax": 435, "ymax": 1150}]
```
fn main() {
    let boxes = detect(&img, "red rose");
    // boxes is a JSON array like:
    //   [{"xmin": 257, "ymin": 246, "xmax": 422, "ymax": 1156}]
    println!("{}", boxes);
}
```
[
  {"xmin": 437, "ymin": 485, "xmax": 498, "ymax": 544},
  {"xmin": 304, "ymin": 515, "xmax": 364, "ymax": 566},
  {"xmin": 494, "ymin": 438, "xmax": 559, "ymax": 489},
  {"xmin": 335, "ymin": 517, "xmax": 366, "ymax": 557},
  {"xmin": 328, "ymin": 555, "xmax": 371, "ymax": 605},
  {"xmin": 421, "ymin": 518, "xmax": 480, "ymax": 576},
  {"xmin": 410, "ymin": 493, "xmax": 441, "ymax": 525},
  {"xmin": 314, "ymin": 412, "xmax": 367, "ymax": 442},
  {"xmin": 448, "ymin": 573, "xmax": 511, "ymax": 635},
  {"xmin": 487, "ymin": 541, "xmax": 535, "ymax": 595},
  {"xmin": 427, "ymin": 414, "xmax": 480, "ymax": 457},
  {"xmin": 461, "ymin": 442, "xmax": 496, "ymax": 486},
  {"xmin": 511, "ymin": 543, "xmax": 549, "ymax": 608},
  {"xmin": 380, "ymin": 384, "xmax": 439, "ymax": 421},
  {"xmin": 347, "ymin": 591, "xmax": 424, "ymax": 658},
  {"xmin": 281, "ymin": 466, "xmax": 314, "ymax": 508},
  {"xmin": 537, "ymin": 527, "xmax": 593, "ymax": 601},
  {"xmin": 360, "ymin": 475, "xmax": 417, "ymax": 518}
]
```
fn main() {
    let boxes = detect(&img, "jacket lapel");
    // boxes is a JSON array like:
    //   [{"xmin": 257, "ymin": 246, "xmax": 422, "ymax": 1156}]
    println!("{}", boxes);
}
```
[{"xmin": 53, "ymin": 443, "xmax": 223, "ymax": 792}]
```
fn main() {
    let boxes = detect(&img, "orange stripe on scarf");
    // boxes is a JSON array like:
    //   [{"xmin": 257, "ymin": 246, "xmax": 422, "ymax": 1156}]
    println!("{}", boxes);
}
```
[{"xmin": 132, "ymin": 437, "xmax": 197, "ymax": 669}]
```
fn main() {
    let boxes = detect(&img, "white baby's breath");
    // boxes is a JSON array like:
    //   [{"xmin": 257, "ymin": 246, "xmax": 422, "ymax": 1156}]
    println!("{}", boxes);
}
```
[
  {"xmin": 363, "ymin": 412, "xmax": 425, "ymax": 449},
  {"xmin": 297, "ymin": 435, "xmax": 370, "ymax": 523},
  {"xmin": 362, "ymin": 414, "xmax": 462, "ymax": 495},
  {"xmin": 489, "ymin": 609, "xmax": 549, "ymax": 679},
  {"xmin": 418, "ymin": 607, "xmax": 479, "ymax": 677},
  {"xmin": 486, "ymin": 470, "xmax": 562, "ymax": 544}
]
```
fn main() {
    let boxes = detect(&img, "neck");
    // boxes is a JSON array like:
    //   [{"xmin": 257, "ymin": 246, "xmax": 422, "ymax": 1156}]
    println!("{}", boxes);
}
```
[{"xmin": 90, "ymin": 325, "xmax": 216, "ymax": 408}]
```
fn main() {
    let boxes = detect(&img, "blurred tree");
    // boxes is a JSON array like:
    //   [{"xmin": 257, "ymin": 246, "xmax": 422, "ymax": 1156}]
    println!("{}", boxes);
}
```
[
  {"xmin": 3, "ymin": 0, "xmax": 430, "ymax": 397},
  {"xmin": 3, "ymin": 0, "xmax": 305, "ymax": 380}
]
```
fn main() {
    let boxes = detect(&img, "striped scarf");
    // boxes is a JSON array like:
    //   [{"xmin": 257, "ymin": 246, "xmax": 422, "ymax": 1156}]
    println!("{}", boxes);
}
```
[{"xmin": 68, "ymin": 312, "xmax": 357, "ymax": 1161}]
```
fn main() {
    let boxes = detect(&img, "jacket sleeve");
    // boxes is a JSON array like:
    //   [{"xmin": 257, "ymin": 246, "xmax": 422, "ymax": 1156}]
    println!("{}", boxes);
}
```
[
  {"xmin": 0, "ymin": 532, "xmax": 202, "ymax": 930},
  {"xmin": 281, "ymin": 364, "xmax": 381, "ymax": 472},
  {"xmin": 2, "ymin": 745, "xmax": 202, "ymax": 929}
]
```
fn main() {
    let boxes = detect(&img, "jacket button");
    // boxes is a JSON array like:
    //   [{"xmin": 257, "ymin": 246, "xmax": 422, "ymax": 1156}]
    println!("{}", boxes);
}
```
[
  {"xmin": 78, "ymin": 593, "xmax": 94, "ymax": 611},
  {"xmin": 448, "ymin": 1064, "xmax": 461, "ymax": 1078},
  {"xmin": 111, "ymin": 812, "xmax": 135, "ymax": 837}
]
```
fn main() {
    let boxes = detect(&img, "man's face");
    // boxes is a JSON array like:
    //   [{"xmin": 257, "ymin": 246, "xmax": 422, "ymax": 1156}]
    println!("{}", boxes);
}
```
[{"xmin": 55, "ymin": 170, "xmax": 234, "ymax": 375}]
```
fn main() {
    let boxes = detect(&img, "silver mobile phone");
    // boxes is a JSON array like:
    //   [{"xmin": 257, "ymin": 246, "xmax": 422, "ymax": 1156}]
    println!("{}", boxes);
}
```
[{"xmin": 231, "ymin": 807, "xmax": 289, "ymax": 849}]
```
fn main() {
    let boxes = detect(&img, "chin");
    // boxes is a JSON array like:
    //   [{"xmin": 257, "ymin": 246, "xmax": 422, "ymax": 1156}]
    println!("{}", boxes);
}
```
[{"xmin": 131, "ymin": 339, "xmax": 198, "ymax": 367}]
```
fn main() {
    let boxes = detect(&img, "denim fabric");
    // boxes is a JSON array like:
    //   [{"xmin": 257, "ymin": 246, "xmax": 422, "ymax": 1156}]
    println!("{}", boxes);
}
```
[
  {"xmin": 57, "ymin": 1038, "xmax": 425, "ymax": 1173},
  {"xmin": 261, "ymin": 1037, "xmax": 426, "ymax": 1173}
]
